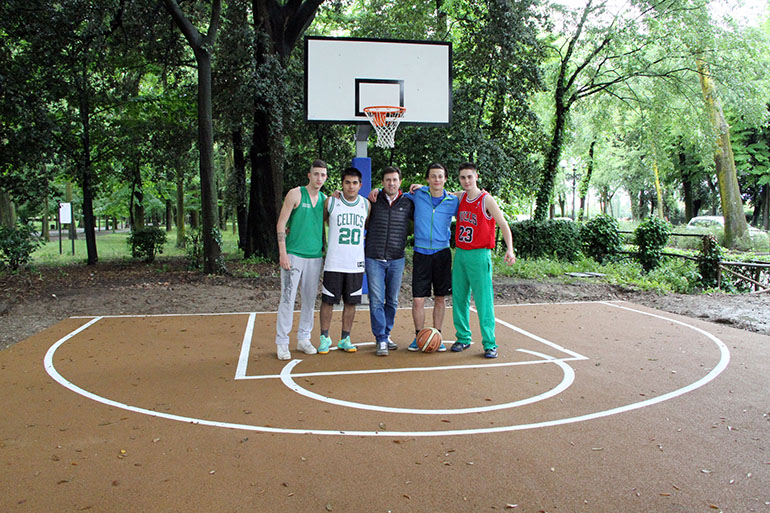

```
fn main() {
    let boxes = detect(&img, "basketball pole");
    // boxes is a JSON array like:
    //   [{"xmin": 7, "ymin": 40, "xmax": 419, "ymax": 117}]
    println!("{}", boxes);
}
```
[{"xmin": 353, "ymin": 124, "xmax": 372, "ymax": 300}]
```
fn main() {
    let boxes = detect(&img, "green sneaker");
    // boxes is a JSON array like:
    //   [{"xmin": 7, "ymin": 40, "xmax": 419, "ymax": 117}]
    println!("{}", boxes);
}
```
[
  {"xmin": 337, "ymin": 336, "xmax": 357, "ymax": 353},
  {"xmin": 318, "ymin": 335, "xmax": 332, "ymax": 354}
]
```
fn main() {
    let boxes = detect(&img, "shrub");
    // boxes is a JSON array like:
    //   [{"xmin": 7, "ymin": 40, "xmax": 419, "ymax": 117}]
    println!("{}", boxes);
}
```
[
  {"xmin": 697, "ymin": 234, "xmax": 722, "ymax": 288},
  {"xmin": 510, "ymin": 219, "xmax": 582, "ymax": 262},
  {"xmin": 634, "ymin": 216, "xmax": 672, "ymax": 272},
  {"xmin": 127, "ymin": 226, "xmax": 167, "ymax": 263},
  {"xmin": 582, "ymin": 214, "xmax": 621, "ymax": 263},
  {"xmin": 0, "ymin": 223, "xmax": 42, "ymax": 270},
  {"xmin": 184, "ymin": 226, "xmax": 223, "ymax": 271},
  {"xmin": 184, "ymin": 227, "xmax": 204, "ymax": 270}
]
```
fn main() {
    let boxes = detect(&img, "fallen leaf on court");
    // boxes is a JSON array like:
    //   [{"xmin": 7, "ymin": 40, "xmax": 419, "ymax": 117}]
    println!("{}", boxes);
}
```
[
  {"xmin": 152, "ymin": 438, "xmax": 160, "ymax": 443},
  {"xmin": 112, "ymin": 480, "xmax": 119, "ymax": 487},
  {"xmin": 466, "ymin": 461, "xmax": 474, "ymax": 465},
  {"xmin": 287, "ymin": 493, "xmax": 294, "ymax": 497},
  {"xmin": 505, "ymin": 504, "xmax": 518, "ymax": 508},
  {"xmin": 708, "ymin": 504, "xmax": 720, "ymax": 509},
  {"xmin": 672, "ymin": 484, "xmax": 680, "ymax": 490},
  {"xmin": 660, "ymin": 493, "xmax": 671, "ymax": 497},
  {"xmin": 209, "ymin": 470, "xmax": 215, "ymax": 475},
  {"xmin": 441, "ymin": 419, "xmax": 450, "ymax": 423},
  {"xmin": 379, "ymin": 423, "xmax": 387, "ymax": 430},
  {"xmin": 591, "ymin": 447, "xmax": 603, "ymax": 451},
  {"xmin": 325, "ymin": 503, "xmax": 333, "ymax": 511},
  {"xmin": 300, "ymin": 457, "xmax": 306, "ymax": 461},
  {"xmin": 403, "ymin": 494, "xmax": 411, "ymax": 500},
  {"xmin": 701, "ymin": 469, "xmax": 712, "ymax": 474}
]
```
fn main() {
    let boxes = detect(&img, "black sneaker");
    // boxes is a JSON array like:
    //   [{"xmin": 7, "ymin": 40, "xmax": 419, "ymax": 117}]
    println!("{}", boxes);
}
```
[
  {"xmin": 484, "ymin": 348, "xmax": 498, "ymax": 358},
  {"xmin": 451, "ymin": 342, "xmax": 471, "ymax": 352}
]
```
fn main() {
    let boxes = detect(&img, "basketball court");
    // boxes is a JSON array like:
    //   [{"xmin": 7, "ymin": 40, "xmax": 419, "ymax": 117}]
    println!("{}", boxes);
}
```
[{"xmin": 1, "ymin": 301, "xmax": 768, "ymax": 512}]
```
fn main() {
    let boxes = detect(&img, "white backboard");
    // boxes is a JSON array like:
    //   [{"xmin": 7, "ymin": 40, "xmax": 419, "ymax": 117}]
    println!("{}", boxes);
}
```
[{"xmin": 305, "ymin": 37, "xmax": 452, "ymax": 126}]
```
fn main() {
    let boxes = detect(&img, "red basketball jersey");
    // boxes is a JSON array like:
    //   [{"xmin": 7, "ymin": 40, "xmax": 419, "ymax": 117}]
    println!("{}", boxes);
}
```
[{"xmin": 455, "ymin": 191, "xmax": 496, "ymax": 250}]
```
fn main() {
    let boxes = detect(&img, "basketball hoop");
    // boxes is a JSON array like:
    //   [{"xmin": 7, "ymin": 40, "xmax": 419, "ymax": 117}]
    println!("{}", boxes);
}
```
[{"xmin": 363, "ymin": 106, "xmax": 406, "ymax": 149}]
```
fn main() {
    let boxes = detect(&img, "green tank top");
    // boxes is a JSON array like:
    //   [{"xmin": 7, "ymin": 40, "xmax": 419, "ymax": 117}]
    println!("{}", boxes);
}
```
[{"xmin": 286, "ymin": 186, "xmax": 326, "ymax": 258}]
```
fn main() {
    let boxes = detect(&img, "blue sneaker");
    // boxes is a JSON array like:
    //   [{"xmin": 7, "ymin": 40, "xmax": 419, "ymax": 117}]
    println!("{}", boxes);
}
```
[
  {"xmin": 408, "ymin": 338, "xmax": 419, "ymax": 351},
  {"xmin": 437, "ymin": 342, "xmax": 447, "ymax": 352},
  {"xmin": 451, "ymin": 342, "xmax": 471, "ymax": 352},
  {"xmin": 318, "ymin": 335, "xmax": 332, "ymax": 354},
  {"xmin": 337, "ymin": 336, "xmax": 357, "ymax": 353},
  {"xmin": 484, "ymin": 347, "xmax": 498, "ymax": 359}
]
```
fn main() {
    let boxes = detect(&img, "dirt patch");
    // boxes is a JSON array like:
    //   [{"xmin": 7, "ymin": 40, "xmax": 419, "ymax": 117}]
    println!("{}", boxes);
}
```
[{"xmin": 1, "ymin": 257, "xmax": 768, "ymax": 350}]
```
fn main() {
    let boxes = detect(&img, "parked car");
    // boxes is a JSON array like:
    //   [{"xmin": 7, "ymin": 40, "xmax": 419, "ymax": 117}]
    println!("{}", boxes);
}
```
[{"xmin": 686, "ymin": 215, "xmax": 765, "ymax": 234}]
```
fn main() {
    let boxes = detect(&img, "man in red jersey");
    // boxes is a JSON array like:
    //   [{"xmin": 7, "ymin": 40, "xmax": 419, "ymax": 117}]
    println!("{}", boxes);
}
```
[{"xmin": 450, "ymin": 162, "xmax": 516, "ymax": 358}]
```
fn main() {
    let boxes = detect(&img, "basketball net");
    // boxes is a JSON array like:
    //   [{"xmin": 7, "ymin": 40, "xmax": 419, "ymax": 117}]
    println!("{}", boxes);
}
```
[{"xmin": 363, "ymin": 106, "xmax": 406, "ymax": 149}]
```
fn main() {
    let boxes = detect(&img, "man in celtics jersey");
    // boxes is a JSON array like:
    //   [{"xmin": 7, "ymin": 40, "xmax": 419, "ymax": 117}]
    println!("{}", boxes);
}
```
[
  {"xmin": 451, "ymin": 162, "xmax": 516, "ymax": 358},
  {"xmin": 274, "ymin": 159, "xmax": 328, "ymax": 361},
  {"xmin": 318, "ymin": 167, "xmax": 370, "ymax": 354}
]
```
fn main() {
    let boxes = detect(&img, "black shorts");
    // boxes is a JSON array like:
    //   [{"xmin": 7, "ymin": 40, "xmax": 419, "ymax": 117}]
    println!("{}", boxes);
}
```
[
  {"xmin": 322, "ymin": 271, "xmax": 364, "ymax": 305},
  {"xmin": 412, "ymin": 248, "xmax": 452, "ymax": 298}
]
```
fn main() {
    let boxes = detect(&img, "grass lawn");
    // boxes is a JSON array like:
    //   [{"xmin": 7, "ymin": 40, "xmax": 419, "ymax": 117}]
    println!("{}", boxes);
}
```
[{"xmin": 32, "ymin": 226, "xmax": 242, "ymax": 265}]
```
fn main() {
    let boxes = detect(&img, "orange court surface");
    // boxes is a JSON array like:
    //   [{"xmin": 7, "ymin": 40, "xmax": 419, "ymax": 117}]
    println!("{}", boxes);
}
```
[{"xmin": 1, "ymin": 301, "xmax": 768, "ymax": 512}]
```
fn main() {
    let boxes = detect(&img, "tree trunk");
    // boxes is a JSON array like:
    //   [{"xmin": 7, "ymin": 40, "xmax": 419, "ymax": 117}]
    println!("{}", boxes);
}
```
[
  {"xmin": 232, "ymin": 128, "xmax": 248, "ymax": 251},
  {"xmin": 79, "ymin": 84, "xmax": 98, "ymax": 265},
  {"xmin": 0, "ymin": 191, "xmax": 16, "ymax": 228},
  {"xmin": 535, "ymin": 100, "xmax": 567, "ymax": 221},
  {"xmin": 164, "ymin": 0, "xmax": 223, "ymax": 273},
  {"xmin": 132, "ymin": 164, "xmax": 145, "ymax": 230},
  {"xmin": 244, "ymin": 0, "xmax": 324, "ymax": 259},
  {"xmin": 193, "ymin": 47, "xmax": 222, "ymax": 272},
  {"xmin": 42, "ymin": 196, "xmax": 50, "ymax": 242},
  {"xmin": 176, "ymin": 165, "xmax": 185, "ymax": 248},
  {"xmin": 682, "ymin": 173, "xmax": 695, "ymax": 222},
  {"xmin": 652, "ymin": 159, "xmax": 665, "ymax": 219},
  {"xmin": 696, "ymin": 57, "xmax": 748, "ymax": 248},
  {"xmin": 578, "ymin": 140, "xmax": 595, "ymax": 221}
]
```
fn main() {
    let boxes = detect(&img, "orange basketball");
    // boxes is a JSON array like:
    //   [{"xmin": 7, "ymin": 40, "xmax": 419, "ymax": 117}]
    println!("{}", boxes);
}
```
[{"xmin": 416, "ymin": 327, "xmax": 442, "ymax": 352}]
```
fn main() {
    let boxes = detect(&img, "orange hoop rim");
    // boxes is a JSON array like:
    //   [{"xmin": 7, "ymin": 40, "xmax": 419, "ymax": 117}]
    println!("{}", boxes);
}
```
[{"xmin": 363, "ymin": 105, "xmax": 406, "ymax": 127}]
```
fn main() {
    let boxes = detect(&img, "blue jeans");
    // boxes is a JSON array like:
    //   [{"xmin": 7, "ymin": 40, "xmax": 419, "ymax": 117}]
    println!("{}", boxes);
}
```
[{"xmin": 365, "ymin": 257, "xmax": 405, "ymax": 342}]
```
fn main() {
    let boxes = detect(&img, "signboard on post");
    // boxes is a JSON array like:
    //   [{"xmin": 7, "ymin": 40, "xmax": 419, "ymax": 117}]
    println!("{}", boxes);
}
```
[{"xmin": 59, "ymin": 203, "xmax": 72, "ymax": 225}]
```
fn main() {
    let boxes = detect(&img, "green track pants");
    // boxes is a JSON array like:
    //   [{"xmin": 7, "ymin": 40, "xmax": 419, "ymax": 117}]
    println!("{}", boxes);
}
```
[{"xmin": 452, "ymin": 248, "xmax": 497, "ymax": 350}]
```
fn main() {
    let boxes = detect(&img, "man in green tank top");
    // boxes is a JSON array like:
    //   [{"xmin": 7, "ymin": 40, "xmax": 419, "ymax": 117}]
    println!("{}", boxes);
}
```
[{"xmin": 275, "ymin": 159, "xmax": 328, "ymax": 360}]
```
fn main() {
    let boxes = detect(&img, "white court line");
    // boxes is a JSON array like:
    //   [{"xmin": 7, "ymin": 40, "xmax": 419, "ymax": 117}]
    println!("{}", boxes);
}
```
[
  {"xmin": 238, "ymin": 308, "xmax": 585, "ymax": 380},
  {"xmin": 243, "ymin": 356, "xmax": 584, "ymax": 380},
  {"xmin": 234, "ymin": 313, "xmax": 257, "ymax": 379},
  {"xmin": 280, "ymin": 350, "xmax": 575, "ymax": 415},
  {"xmin": 44, "ymin": 302, "xmax": 731, "ymax": 436},
  {"xmin": 476, "ymin": 306, "xmax": 588, "ymax": 361}
]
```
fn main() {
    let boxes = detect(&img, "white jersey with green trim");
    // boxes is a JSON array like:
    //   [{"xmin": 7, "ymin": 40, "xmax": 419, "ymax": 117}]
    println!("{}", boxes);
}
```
[{"xmin": 324, "ymin": 195, "xmax": 369, "ymax": 273}]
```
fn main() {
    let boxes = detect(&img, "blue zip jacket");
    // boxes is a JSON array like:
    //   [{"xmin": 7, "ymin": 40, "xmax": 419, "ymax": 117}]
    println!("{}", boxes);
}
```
[{"xmin": 407, "ymin": 187, "xmax": 459, "ymax": 253}]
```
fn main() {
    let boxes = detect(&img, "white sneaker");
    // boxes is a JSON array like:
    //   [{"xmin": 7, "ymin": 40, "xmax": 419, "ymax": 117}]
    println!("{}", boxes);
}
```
[
  {"xmin": 297, "ymin": 339, "xmax": 317, "ymax": 355},
  {"xmin": 277, "ymin": 345, "xmax": 291, "ymax": 360}
]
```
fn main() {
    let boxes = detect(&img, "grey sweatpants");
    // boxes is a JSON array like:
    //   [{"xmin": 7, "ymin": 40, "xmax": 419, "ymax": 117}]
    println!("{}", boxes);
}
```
[{"xmin": 275, "ymin": 254, "xmax": 323, "ymax": 346}]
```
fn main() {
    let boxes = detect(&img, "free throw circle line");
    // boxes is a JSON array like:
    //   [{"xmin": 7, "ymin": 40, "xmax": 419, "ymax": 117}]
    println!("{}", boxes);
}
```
[
  {"xmin": 278, "ymin": 349, "xmax": 575, "ymax": 415},
  {"xmin": 44, "ymin": 303, "xmax": 730, "ymax": 436}
]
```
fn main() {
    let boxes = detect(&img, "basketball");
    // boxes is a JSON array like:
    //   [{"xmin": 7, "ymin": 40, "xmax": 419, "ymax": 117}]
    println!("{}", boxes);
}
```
[{"xmin": 416, "ymin": 327, "xmax": 442, "ymax": 352}]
